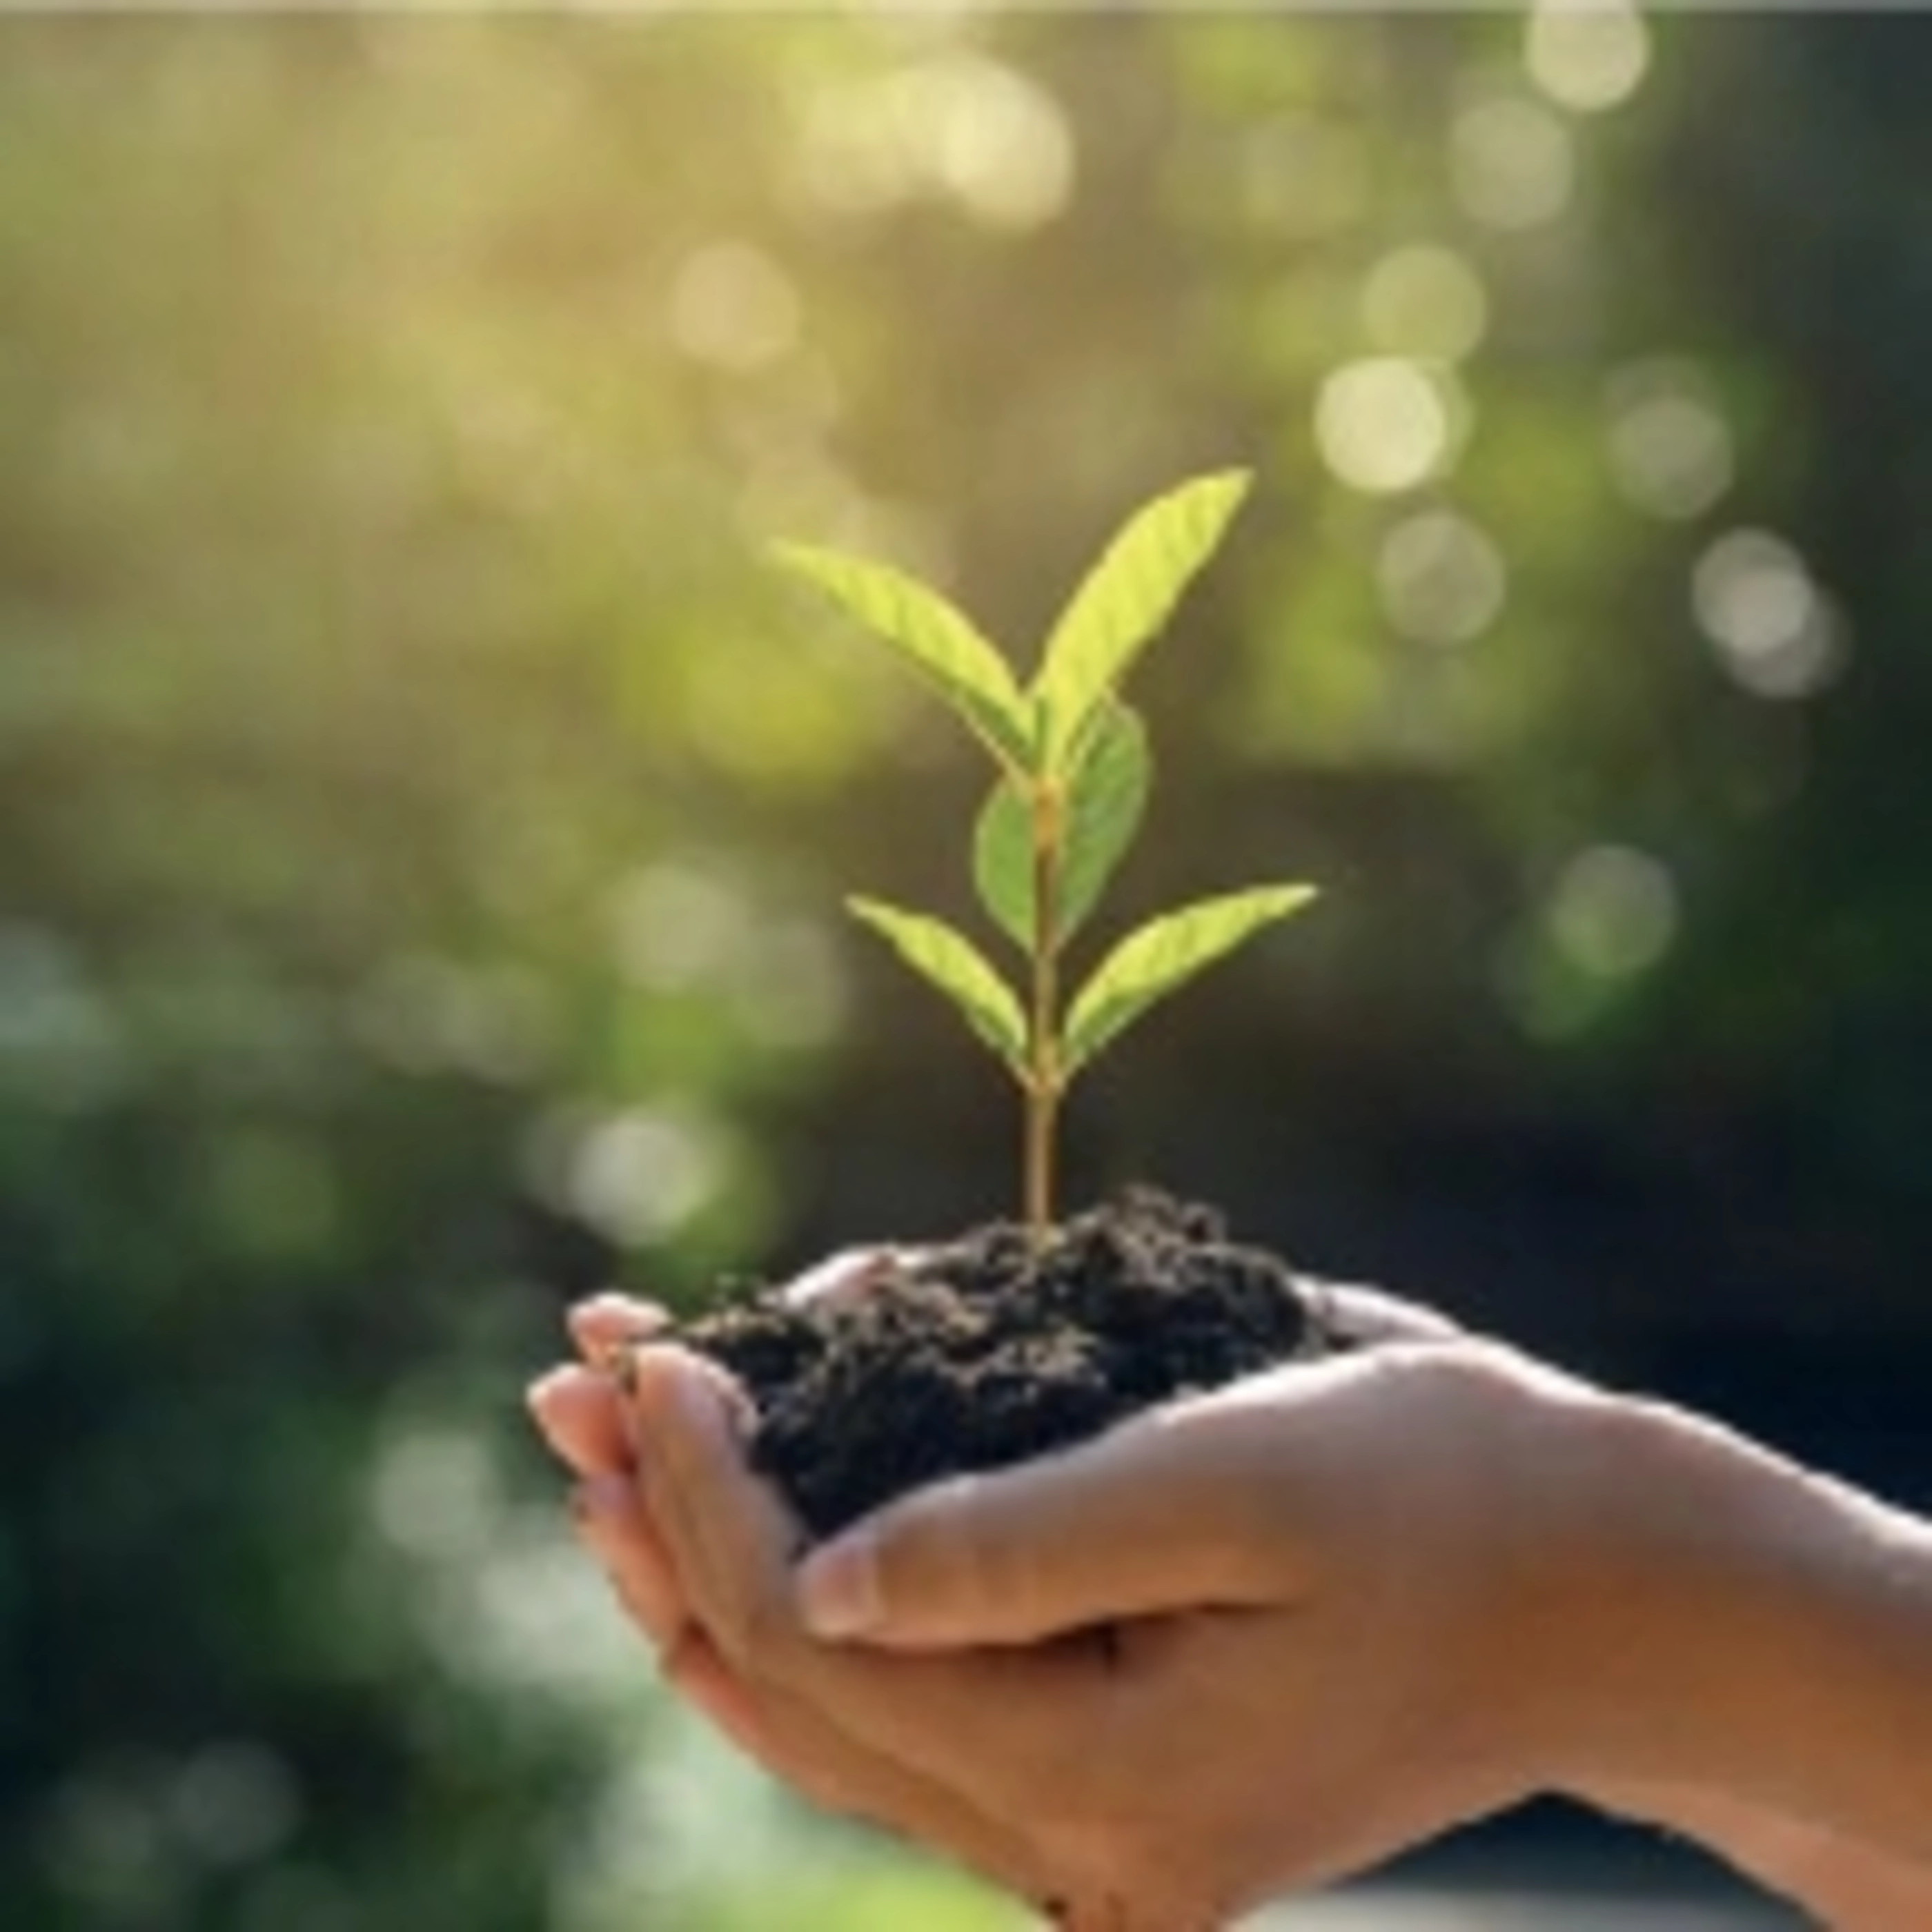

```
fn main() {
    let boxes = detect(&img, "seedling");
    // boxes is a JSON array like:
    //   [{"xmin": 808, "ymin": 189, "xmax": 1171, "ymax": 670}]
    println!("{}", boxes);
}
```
[{"xmin": 777, "ymin": 470, "xmax": 1316, "ymax": 1241}]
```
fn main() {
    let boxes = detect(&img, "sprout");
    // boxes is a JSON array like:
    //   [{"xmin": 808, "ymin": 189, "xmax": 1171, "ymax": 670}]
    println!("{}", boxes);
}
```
[{"xmin": 778, "ymin": 470, "xmax": 1317, "ymax": 1240}]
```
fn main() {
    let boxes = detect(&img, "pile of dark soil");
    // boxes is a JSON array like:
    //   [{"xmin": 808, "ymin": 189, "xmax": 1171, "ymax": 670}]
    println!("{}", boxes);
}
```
[{"xmin": 676, "ymin": 1188, "xmax": 1336, "ymax": 1539}]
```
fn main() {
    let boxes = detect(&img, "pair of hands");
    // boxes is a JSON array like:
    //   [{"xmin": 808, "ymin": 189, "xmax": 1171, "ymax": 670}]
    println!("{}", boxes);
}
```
[
  {"xmin": 527, "ymin": 1264, "xmax": 1932, "ymax": 1929},
  {"xmin": 531, "ymin": 1269, "xmax": 1581, "ymax": 1927}
]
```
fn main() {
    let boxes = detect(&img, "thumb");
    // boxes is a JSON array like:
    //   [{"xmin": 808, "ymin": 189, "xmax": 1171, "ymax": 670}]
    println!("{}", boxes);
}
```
[{"xmin": 793, "ymin": 1399, "xmax": 1283, "ymax": 1650}]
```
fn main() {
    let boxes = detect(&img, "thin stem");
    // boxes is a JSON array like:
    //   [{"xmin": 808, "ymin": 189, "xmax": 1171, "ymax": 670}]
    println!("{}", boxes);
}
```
[
  {"xmin": 1024, "ymin": 1074, "xmax": 1058, "ymax": 1244},
  {"xmin": 1024, "ymin": 782, "xmax": 1065, "ymax": 1244}
]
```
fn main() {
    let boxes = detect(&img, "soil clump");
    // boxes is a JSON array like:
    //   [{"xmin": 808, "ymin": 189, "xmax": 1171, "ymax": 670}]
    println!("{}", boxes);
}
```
[{"xmin": 677, "ymin": 1187, "xmax": 1335, "ymax": 1539}]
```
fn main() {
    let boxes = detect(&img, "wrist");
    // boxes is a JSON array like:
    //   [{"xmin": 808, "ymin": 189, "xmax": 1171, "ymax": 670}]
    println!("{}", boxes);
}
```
[
  {"xmin": 1525, "ymin": 1385, "xmax": 1932, "ymax": 1861},
  {"xmin": 1586, "ymin": 1777, "xmax": 1932, "ymax": 1926}
]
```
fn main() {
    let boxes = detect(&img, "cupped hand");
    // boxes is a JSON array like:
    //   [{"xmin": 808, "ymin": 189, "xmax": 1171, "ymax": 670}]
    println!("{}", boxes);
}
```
[
  {"xmin": 528, "ymin": 1281, "xmax": 1083, "ymax": 1926},
  {"xmin": 603, "ymin": 1289, "xmax": 1613, "ymax": 1926},
  {"xmin": 533, "ymin": 1275, "xmax": 1932, "ymax": 1929}
]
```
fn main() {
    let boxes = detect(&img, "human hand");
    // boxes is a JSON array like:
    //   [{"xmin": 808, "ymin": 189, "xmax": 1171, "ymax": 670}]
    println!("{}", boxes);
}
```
[
  {"xmin": 524, "ymin": 1296, "xmax": 765, "ymax": 1756},
  {"xmin": 586, "ymin": 1290, "xmax": 1615, "ymax": 1926},
  {"xmin": 756, "ymin": 1281, "xmax": 1932, "ymax": 1925},
  {"xmin": 534, "ymin": 1280, "xmax": 1932, "ymax": 1927},
  {"xmin": 526, "ymin": 1245, "xmax": 912, "ymax": 1674},
  {"xmin": 527, "ymin": 1279, "xmax": 1083, "ymax": 1926}
]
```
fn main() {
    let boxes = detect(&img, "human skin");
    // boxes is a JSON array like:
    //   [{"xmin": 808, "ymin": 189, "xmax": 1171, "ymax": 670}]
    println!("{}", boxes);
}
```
[{"xmin": 529, "ymin": 1283, "xmax": 1932, "ymax": 1929}]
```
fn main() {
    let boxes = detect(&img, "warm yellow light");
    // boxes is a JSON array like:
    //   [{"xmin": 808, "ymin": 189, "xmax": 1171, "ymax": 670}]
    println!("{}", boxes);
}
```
[
  {"xmin": 1525, "ymin": 0, "xmax": 1653, "ymax": 116},
  {"xmin": 667, "ymin": 240, "xmax": 802, "ymax": 373},
  {"xmin": 1361, "ymin": 245, "xmax": 1490, "ymax": 364},
  {"xmin": 1315, "ymin": 358, "xmax": 1454, "ymax": 496},
  {"xmin": 1450, "ymin": 95, "xmax": 1575, "ymax": 230}
]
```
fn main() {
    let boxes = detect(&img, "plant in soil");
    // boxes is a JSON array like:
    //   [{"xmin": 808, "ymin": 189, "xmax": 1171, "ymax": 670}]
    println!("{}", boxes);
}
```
[{"xmin": 658, "ymin": 472, "xmax": 1334, "ymax": 1538}]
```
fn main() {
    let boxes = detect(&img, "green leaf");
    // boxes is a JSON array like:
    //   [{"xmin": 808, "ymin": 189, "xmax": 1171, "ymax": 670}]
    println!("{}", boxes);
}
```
[
  {"xmin": 1062, "ymin": 883, "xmax": 1317, "ymax": 1072},
  {"xmin": 1034, "ymin": 470, "xmax": 1252, "ymax": 771},
  {"xmin": 1058, "ymin": 704, "xmax": 1153, "ymax": 940},
  {"xmin": 775, "ymin": 543, "xmax": 1034, "ymax": 771},
  {"xmin": 846, "ymin": 897, "xmax": 1028, "ymax": 1070},
  {"xmin": 973, "ymin": 703, "xmax": 1152, "ymax": 952},
  {"xmin": 971, "ymin": 778, "xmax": 1034, "ymax": 951}
]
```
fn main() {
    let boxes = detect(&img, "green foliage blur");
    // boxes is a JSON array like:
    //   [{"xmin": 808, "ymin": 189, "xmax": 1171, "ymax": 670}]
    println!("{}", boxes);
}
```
[{"xmin": 4, "ymin": 8, "xmax": 1930, "ymax": 1926}]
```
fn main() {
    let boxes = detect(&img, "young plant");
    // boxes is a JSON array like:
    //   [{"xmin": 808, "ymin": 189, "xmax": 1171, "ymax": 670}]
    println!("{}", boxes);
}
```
[{"xmin": 777, "ymin": 469, "xmax": 1316, "ymax": 1241}]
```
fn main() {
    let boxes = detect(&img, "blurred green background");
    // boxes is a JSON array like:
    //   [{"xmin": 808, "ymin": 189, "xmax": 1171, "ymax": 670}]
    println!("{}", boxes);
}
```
[{"xmin": 3, "ymin": 6, "xmax": 1927, "ymax": 1927}]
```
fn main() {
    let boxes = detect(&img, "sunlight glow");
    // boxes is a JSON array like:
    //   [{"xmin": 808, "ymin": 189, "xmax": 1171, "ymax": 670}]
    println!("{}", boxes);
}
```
[
  {"xmin": 1377, "ymin": 509, "xmax": 1508, "ymax": 647},
  {"xmin": 667, "ymin": 240, "xmax": 802, "ymax": 373},
  {"xmin": 1450, "ymin": 95, "xmax": 1575, "ymax": 230},
  {"xmin": 438, "ymin": 1510, "xmax": 646, "ymax": 1705},
  {"xmin": 564, "ymin": 1105, "xmax": 731, "ymax": 1246},
  {"xmin": 347, "ymin": 953, "xmax": 553, "ymax": 1084},
  {"xmin": 611, "ymin": 863, "xmax": 756, "ymax": 993},
  {"xmin": 1605, "ymin": 359, "xmax": 1736, "ymax": 521},
  {"xmin": 913, "ymin": 54, "xmax": 1074, "ymax": 232},
  {"xmin": 1548, "ymin": 843, "xmax": 1679, "ymax": 980},
  {"xmin": 795, "ymin": 77, "xmax": 917, "ymax": 216},
  {"xmin": 1693, "ymin": 529, "xmax": 1847, "ymax": 701},
  {"xmin": 1525, "ymin": 0, "xmax": 1653, "ymax": 116},
  {"xmin": 796, "ymin": 53, "xmax": 1073, "ymax": 233},
  {"xmin": 371, "ymin": 1426, "xmax": 497, "ymax": 1564},
  {"xmin": 610, "ymin": 864, "xmax": 847, "ymax": 1052},
  {"xmin": 368, "ymin": 1424, "xmax": 643, "ymax": 1712},
  {"xmin": 1243, "ymin": 115, "xmax": 1372, "ymax": 237},
  {"xmin": 1315, "ymin": 358, "xmax": 1454, "ymax": 495},
  {"xmin": 1361, "ymin": 245, "xmax": 1489, "ymax": 364},
  {"xmin": 733, "ymin": 918, "xmax": 848, "ymax": 1049}
]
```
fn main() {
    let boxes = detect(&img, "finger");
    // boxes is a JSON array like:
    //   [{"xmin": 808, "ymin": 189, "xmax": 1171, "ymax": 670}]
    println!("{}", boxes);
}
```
[
  {"xmin": 627, "ymin": 1345, "xmax": 1097, "ymax": 1803},
  {"xmin": 569, "ymin": 1293, "xmax": 669, "ymax": 1363},
  {"xmin": 789, "ymin": 1357, "xmax": 1373, "ymax": 1649},
  {"xmin": 572, "ymin": 1471, "xmax": 686, "ymax": 1647},
  {"xmin": 622, "ymin": 1346, "xmax": 809, "ymax": 1659},
  {"xmin": 571, "ymin": 1385, "xmax": 1065, "ymax": 1911},
  {"xmin": 1311, "ymin": 1280, "xmax": 1465, "ymax": 1348},
  {"xmin": 620, "ymin": 1390, "xmax": 1065, "ymax": 1911},
  {"xmin": 529, "ymin": 1364, "xmax": 633, "ymax": 1477},
  {"xmin": 569, "ymin": 1470, "xmax": 866, "ymax": 1829}
]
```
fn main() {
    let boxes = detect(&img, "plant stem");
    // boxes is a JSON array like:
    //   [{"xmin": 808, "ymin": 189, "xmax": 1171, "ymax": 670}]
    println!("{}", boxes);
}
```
[
  {"xmin": 1025, "ymin": 782, "xmax": 1064, "ymax": 1244},
  {"xmin": 1024, "ymin": 1072, "xmax": 1058, "ymax": 1245}
]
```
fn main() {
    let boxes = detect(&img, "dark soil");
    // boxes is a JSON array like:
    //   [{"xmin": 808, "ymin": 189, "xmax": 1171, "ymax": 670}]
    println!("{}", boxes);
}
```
[{"xmin": 673, "ymin": 1188, "xmax": 1338, "ymax": 1540}]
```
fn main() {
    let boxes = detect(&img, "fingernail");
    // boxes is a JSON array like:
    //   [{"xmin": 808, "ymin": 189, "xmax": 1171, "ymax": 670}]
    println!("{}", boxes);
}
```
[
  {"xmin": 525, "ymin": 1366, "xmax": 575, "ymax": 1423},
  {"xmin": 796, "ymin": 1528, "xmax": 882, "ymax": 1640},
  {"xmin": 570, "ymin": 1292, "xmax": 667, "ymax": 1336}
]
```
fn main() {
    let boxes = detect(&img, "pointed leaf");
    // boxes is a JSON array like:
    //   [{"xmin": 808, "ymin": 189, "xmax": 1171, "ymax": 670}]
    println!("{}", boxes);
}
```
[
  {"xmin": 973, "ymin": 703, "xmax": 1152, "ymax": 952},
  {"xmin": 775, "ymin": 543, "xmax": 1034, "ymax": 772},
  {"xmin": 1058, "ymin": 704, "xmax": 1153, "ymax": 943},
  {"xmin": 1063, "ymin": 883, "xmax": 1316, "ymax": 1072},
  {"xmin": 846, "ymin": 897, "xmax": 1028, "ymax": 1070},
  {"xmin": 972, "ymin": 776, "xmax": 1035, "ymax": 950},
  {"xmin": 1034, "ymin": 470, "xmax": 1252, "ymax": 770}
]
